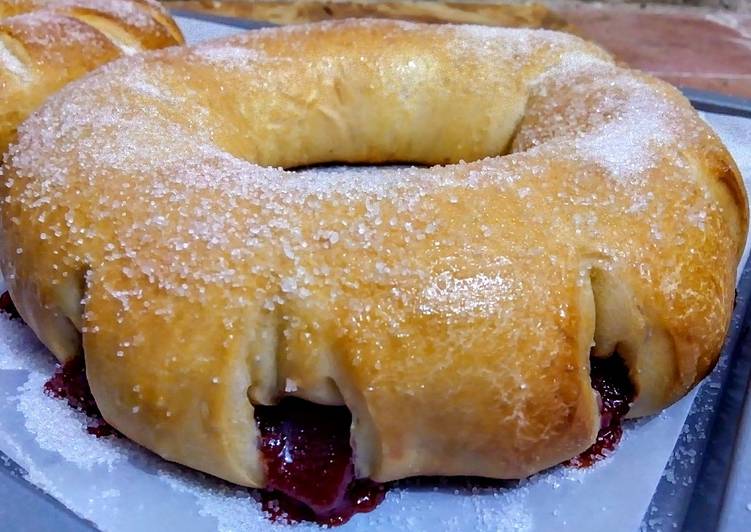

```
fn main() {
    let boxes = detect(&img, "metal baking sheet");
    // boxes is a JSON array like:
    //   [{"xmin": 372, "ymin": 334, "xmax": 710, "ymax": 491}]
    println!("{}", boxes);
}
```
[{"xmin": 0, "ymin": 12, "xmax": 750, "ymax": 532}]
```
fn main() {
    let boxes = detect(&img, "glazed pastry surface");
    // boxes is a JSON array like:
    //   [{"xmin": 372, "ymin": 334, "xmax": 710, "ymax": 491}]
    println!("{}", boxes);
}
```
[
  {"xmin": 1, "ymin": 20, "xmax": 747, "ymax": 487},
  {"xmin": 0, "ymin": 0, "xmax": 183, "ymax": 154}
]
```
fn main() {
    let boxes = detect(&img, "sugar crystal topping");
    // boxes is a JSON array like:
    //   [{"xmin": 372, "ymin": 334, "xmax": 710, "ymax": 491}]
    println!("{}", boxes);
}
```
[
  {"xmin": 2, "ymin": 19, "xmax": 733, "ymax": 328},
  {"xmin": 3, "ymin": 20, "xmax": 733, "ymax": 354}
]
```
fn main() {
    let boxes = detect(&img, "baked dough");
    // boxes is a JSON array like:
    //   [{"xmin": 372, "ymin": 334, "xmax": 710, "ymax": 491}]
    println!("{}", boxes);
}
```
[
  {"xmin": 1, "ymin": 20, "xmax": 747, "ymax": 487},
  {"xmin": 168, "ymin": 0, "xmax": 575, "ymax": 32},
  {"xmin": 0, "ymin": 0, "xmax": 183, "ymax": 154}
]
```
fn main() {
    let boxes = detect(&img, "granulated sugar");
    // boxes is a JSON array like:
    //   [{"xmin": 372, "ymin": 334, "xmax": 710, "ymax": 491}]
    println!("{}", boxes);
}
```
[
  {"xmin": 0, "ymin": 311, "xmax": 48, "ymax": 371},
  {"xmin": 0, "ymin": 15, "xmax": 749, "ymax": 531},
  {"xmin": 17, "ymin": 370, "xmax": 129, "ymax": 470},
  {"xmin": 158, "ymin": 467, "xmax": 314, "ymax": 532}
]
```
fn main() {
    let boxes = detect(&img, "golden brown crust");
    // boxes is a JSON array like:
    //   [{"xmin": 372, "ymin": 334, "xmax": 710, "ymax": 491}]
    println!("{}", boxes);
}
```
[
  {"xmin": 1, "ymin": 20, "xmax": 746, "ymax": 487},
  {"xmin": 169, "ymin": 0, "xmax": 575, "ymax": 32},
  {"xmin": 0, "ymin": 0, "xmax": 183, "ymax": 155}
]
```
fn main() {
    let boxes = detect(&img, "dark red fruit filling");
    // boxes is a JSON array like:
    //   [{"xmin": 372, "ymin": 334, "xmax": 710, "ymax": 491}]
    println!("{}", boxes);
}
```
[
  {"xmin": 44, "ymin": 358, "xmax": 119, "ymax": 438},
  {"xmin": 254, "ymin": 398, "xmax": 386, "ymax": 525},
  {"xmin": 0, "ymin": 291, "xmax": 21, "ymax": 320},
  {"xmin": 567, "ymin": 354, "xmax": 635, "ymax": 468},
  {"xmin": 39, "ymin": 343, "xmax": 384, "ymax": 523}
]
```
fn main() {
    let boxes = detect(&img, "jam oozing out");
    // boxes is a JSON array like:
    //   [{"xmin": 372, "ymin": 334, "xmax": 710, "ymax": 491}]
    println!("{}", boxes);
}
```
[
  {"xmin": 0, "ymin": 291, "xmax": 21, "ymax": 320},
  {"xmin": 44, "ymin": 357, "xmax": 119, "ymax": 438},
  {"xmin": 254, "ymin": 398, "xmax": 386, "ymax": 525},
  {"xmin": 567, "ymin": 354, "xmax": 635, "ymax": 468}
]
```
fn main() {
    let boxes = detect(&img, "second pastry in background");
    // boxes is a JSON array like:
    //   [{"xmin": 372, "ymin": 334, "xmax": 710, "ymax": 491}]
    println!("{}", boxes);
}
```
[{"xmin": 0, "ymin": 0, "xmax": 184, "ymax": 155}]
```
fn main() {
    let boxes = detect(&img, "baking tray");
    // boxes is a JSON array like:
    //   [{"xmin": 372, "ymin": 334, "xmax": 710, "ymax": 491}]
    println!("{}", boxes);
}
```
[{"xmin": 1, "ymin": 12, "xmax": 751, "ymax": 531}]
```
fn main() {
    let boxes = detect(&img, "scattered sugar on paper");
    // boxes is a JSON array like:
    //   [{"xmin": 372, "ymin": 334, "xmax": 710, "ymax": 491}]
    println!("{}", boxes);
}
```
[
  {"xmin": 0, "ymin": 313, "xmax": 50, "ymax": 371},
  {"xmin": 371, "ymin": 481, "xmax": 534, "ymax": 532},
  {"xmin": 16, "ymin": 370, "xmax": 129, "ymax": 470},
  {"xmin": 157, "ymin": 467, "xmax": 319, "ymax": 532},
  {"xmin": 0, "ymin": 314, "xmax": 130, "ymax": 470}
]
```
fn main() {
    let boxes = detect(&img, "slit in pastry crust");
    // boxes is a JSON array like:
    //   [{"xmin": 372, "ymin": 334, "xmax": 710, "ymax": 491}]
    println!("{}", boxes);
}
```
[{"xmin": 66, "ymin": 12, "xmax": 143, "ymax": 54}]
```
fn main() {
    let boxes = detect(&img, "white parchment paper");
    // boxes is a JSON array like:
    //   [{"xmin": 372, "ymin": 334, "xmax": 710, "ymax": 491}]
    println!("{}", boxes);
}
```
[{"xmin": 0, "ymin": 16, "xmax": 749, "ymax": 532}]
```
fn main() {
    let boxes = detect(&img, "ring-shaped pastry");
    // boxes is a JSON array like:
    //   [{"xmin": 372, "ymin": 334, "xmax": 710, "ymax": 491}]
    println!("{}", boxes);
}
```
[{"xmin": 1, "ymin": 21, "xmax": 747, "ymax": 494}]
